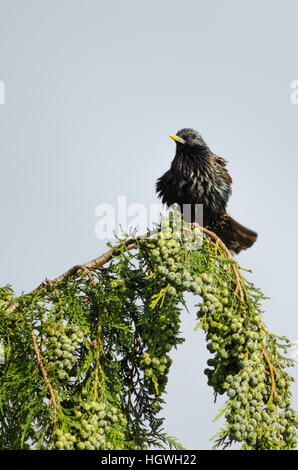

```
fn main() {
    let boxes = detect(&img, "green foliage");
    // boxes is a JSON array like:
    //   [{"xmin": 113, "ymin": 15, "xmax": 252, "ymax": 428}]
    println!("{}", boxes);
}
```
[{"xmin": 0, "ymin": 215, "xmax": 297, "ymax": 450}]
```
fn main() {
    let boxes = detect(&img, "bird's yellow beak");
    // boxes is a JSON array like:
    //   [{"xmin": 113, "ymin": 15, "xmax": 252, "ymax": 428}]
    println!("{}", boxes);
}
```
[{"xmin": 169, "ymin": 134, "xmax": 186, "ymax": 144}]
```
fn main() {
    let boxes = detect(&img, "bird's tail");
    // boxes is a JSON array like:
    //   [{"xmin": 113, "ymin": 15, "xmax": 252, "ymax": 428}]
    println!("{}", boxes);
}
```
[{"xmin": 213, "ymin": 213, "xmax": 257, "ymax": 254}]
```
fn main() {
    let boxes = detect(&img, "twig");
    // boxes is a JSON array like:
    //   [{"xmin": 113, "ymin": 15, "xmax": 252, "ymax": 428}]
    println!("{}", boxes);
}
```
[
  {"xmin": 259, "ymin": 349, "xmax": 280, "ymax": 404},
  {"xmin": 93, "ymin": 324, "xmax": 104, "ymax": 401},
  {"xmin": 30, "ymin": 329, "xmax": 58, "ymax": 423},
  {"xmin": 202, "ymin": 226, "xmax": 245, "ymax": 303}
]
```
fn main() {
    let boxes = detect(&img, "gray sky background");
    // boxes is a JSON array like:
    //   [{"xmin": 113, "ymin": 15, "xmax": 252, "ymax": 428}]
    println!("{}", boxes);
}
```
[{"xmin": 0, "ymin": 0, "xmax": 298, "ymax": 450}]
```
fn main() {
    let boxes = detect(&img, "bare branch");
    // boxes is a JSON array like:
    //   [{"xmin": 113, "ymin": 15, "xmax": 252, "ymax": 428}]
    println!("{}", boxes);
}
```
[{"xmin": 8, "ymin": 224, "xmax": 244, "ymax": 314}]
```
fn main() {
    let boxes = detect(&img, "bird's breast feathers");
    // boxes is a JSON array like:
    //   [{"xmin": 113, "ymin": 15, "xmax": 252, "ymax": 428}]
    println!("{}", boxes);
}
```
[{"xmin": 157, "ymin": 164, "xmax": 231, "ymax": 219}]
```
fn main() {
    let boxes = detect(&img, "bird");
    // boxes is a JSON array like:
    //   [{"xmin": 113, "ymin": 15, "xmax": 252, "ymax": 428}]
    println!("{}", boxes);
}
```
[{"xmin": 156, "ymin": 128, "xmax": 257, "ymax": 254}]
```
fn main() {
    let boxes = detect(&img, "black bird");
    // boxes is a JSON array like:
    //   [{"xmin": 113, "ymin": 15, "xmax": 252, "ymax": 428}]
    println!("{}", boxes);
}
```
[{"xmin": 156, "ymin": 128, "xmax": 257, "ymax": 254}]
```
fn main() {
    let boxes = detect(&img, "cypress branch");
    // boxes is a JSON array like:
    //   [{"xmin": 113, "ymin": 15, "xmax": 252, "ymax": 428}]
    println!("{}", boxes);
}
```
[{"xmin": 0, "ymin": 214, "xmax": 297, "ymax": 450}]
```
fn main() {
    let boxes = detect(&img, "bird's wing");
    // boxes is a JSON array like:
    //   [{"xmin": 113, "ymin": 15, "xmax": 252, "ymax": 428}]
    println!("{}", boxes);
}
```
[
  {"xmin": 156, "ymin": 170, "xmax": 177, "ymax": 206},
  {"xmin": 211, "ymin": 153, "xmax": 232, "ymax": 195},
  {"xmin": 212, "ymin": 153, "xmax": 229, "ymax": 168}
]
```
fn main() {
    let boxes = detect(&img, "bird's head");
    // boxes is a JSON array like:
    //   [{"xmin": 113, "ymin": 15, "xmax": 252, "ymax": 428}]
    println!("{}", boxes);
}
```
[{"xmin": 169, "ymin": 128, "xmax": 207, "ymax": 151}]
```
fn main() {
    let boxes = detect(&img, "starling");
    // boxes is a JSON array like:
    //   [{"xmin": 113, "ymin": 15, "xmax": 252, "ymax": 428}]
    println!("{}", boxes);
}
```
[{"xmin": 156, "ymin": 128, "xmax": 257, "ymax": 254}]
